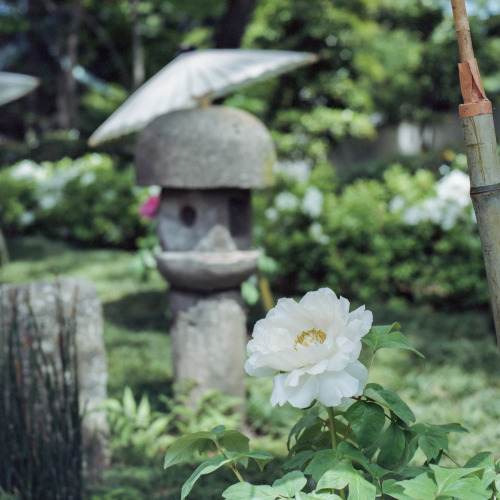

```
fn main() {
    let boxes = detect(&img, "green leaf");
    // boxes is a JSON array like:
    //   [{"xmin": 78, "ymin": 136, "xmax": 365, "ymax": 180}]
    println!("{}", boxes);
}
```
[
  {"xmin": 345, "ymin": 400, "xmax": 385, "ymax": 448},
  {"xmin": 430, "ymin": 465, "xmax": 488, "ymax": 499},
  {"xmin": 336, "ymin": 441, "xmax": 390, "ymax": 479},
  {"xmin": 283, "ymin": 450, "xmax": 316, "ymax": 471},
  {"xmin": 398, "ymin": 473, "xmax": 438, "ymax": 500},
  {"xmin": 212, "ymin": 425, "xmax": 226, "ymax": 437},
  {"xmin": 122, "ymin": 386, "xmax": 137, "ymax": 415},
  {"xmin": 272, "ymin": 471, "xmax": 307, "ymax": 497},
  {"xmin": 296, "ymin": 492, "xmax": 343, "ymax": 500},
  {"xmin": 434, "ymin": 422, "xmax": 468, "ymax": 434},
  {"xmin": 377, "ymin": 422, "xmax": 406, "ymax": 468},
  {"xmin": 181, "ymin": 454, "xmax": 233, "ymax": 500},
  {"xmin": 410, "ymin": 424, "xmax": 448, "ymax": 461},
  {"xmin": 316, "ymin": 460, "xmax": 376, "ymax": 500},
  {"xmin": 438, "ymin": 476, "xmax": 491, "ymax": 500},
  {"xmin": 136, "ymin": 394, "xmax": 151, "ymax": 424},
  {"xmin": 304, "ymin": 449, "xmax": 340, "ymax": 482},
  {"xmin": 228, "ymin": 450, "xmax": 274, "ymax": 472},
  {"xmin": 220, "ymin": 430, "xmax": 250, "ymax": 454},
  {"xmin": 346, "ymin": 474, "xmax": 377, "ymax": 500},
  {"xmin": 390, "ymin": 431, "xmax": 417, "ymax": 475},
  {"xmin": 288, "ymin": 407, "xmax": 321, "ymax": 450},
  {"xmin": 363, "ymin": 384, "xmax": 415, "ymax": 425},
  {"xmin": 365, "ymin": 462, "xmax": 391, "ymax": 480},
  {"xmin": 381, "ymin": 479, "xmax": 415, "ymax": 500},
  {"xmin": 337, "ymin": 441, "xmax": 371, "ymax": 469},
  {"xmin": 362, "ymin": 323, "xmax": 424, "ymax": 359},
  {"xmin": 164, "ymin": 431, "xmax": 217, "ymax": 469},
  {"xmin": 465, "ymin": 452, "xmax": 496, "ymax": 488},
  {"xmin": 222, "ymin": 482, "xmax": 279, "ymax": 500}
]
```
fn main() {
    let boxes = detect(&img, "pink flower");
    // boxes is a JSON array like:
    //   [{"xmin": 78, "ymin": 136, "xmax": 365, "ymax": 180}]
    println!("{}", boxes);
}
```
[{"xmin": 139, "ymin": 195, "xmax": 160, "ymax": 220}]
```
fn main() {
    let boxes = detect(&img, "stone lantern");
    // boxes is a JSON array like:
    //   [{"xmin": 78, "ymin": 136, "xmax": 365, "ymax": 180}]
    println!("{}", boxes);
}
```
[{"xmin": 135, "ymin": 105, "xmax": 275, "ymax": 406}]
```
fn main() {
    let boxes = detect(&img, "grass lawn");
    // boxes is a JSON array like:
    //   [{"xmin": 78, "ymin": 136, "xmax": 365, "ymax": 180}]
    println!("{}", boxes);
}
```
[{"xmin": 2, "ymin": 235, "xmax": 500, "ymax": 498}]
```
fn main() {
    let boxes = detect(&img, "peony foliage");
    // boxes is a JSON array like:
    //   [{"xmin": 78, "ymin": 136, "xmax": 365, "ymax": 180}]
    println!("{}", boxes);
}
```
[{"xmin": 164, "ymin": 289, "xmax": 498, "ymax": 499}]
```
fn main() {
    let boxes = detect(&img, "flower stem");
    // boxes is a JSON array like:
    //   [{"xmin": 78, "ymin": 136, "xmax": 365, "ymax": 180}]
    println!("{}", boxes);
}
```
[
  {"xmin": 368, "ymin": 350, "xmax": 376, "ymax": 374},
  {"xmin": 327, "ymin": 407, "xmax": 346, "ymax": 500},
  {"xmin": 231, "ymin": 464, "xmax": 245, "ymax": 483},
  {"xmin": 442, "ymin": 451, "xmax": 462, "ymax": 468},
  {"xmin": 215, "ymin": 441, "xmax": 245, "ymax": 483},
  {"xmin": 327, "ymin": 406, "xmax": 338, "ymax": 449}
]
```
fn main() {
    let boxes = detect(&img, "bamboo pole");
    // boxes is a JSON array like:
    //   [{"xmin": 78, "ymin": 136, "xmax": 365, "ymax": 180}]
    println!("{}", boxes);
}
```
[{"xmin": 451, "ymin": 0, "xmax": 500, "ymax": 348}]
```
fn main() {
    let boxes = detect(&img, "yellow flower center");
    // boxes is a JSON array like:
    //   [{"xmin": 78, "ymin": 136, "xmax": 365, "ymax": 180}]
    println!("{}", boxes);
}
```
[{"xmin": 294, "ymin": 328, "xmax": 326, "ymax": 350}]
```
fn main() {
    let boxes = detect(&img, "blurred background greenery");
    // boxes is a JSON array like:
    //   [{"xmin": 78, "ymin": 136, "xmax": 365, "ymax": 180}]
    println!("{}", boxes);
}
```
[{"xmin": 2, "ymin": 0, "xmax": 500, "ymax": 498}]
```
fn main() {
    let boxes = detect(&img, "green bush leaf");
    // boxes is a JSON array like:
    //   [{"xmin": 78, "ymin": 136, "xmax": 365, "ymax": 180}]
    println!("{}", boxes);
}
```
[
  {"xmin": 227, "ymin": 450, "xmax": 274, "ymax": 472},
  {"xmin": 337, "ymin": 441, "xmax": 371, "ymax": 469},
  {"xmin": 316, "ymin": 460, "xmax": 376, "ymax": 500},
  {"xmin": 288, "ymin": 407, "xmax": 321, "ymax": 450},
  {"xmin": 435, "ymin": 422, "xmax": 468, "ymax": 434},
  {"xmin": 181, "ymin": 454, "xmax": 233, "ymax": 500},
  {"xmin": 164, "ymin": 431, "xmax": 217, "ymax": 469},
  {"xmin": 381, "ymin": 479, "xmax": 414, "ymax": 500},
  {"xmin": 123, "ymin": 386, "xmax": 137, "ymax": 415},
  {"xmin": 272, "ymin": 470, "xmax": 307, "ymax": 497},
  {"xmin": 220, "ymin": 430, "xmax": 250, "ymax": 453},
  {"xmin": 377, "ymin": 422, "xmax": 406, "ymax": 468},
  {"xmin": 212, "ymin": 425, "xmax": 226, "ymax": 437},
  {"xmin": 296, "ymin": 492, "xmax": 343, "ymax": 500},
  {"xmin": 222, "ymin": 482, "xmax": 279, "ymax": 500},
  {"xmin": 304, "ymin": 449, "xmax": 340, "ymax": 482},
  {"xmin": 362, "ymin": 323, "xmax": 424, "ymax": 359},
  {"xmin": 410, "ymin": 424, "xmax": 449, "ymax": 461},
  {"xmin": 430, "ymin": 465, "xmax": 488, "ymax": 499},
  {"xmin": 345, "ymin": 400, "xmax": 386, "ymax": 448},
  {"xmin": 393, "ymin": 473, "xmax": 438, "ymax": 500},
  {"xmin": 283, "ymin": 450, "xmax": 316, "ymax": 471},
  {"xmin": 336, "ymin": 441, "xmax": 390, "ymax": 480},
  {"xmin": 363, "ymin": 384, "xmax": 415, "ymax": 425},
  {"xmin": 464, "ymin": 452, "xmax": 496, "ymax": 488},
  {"xmin": 438, "ymin": 476, "xmax": 490, "ymax": 500}
]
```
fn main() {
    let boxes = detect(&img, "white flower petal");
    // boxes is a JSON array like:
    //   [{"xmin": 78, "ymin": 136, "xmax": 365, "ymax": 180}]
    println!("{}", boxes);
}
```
[
  {"xmin": 345, "ymin": 360, "xmax": 369, "ymax": 396},
  {"xmin": 271, "ymin": 373, "xmax": 319, "ymax": 408},
  {"xmin": 316, "ymin": 361, "xmax": 368, "ymax": 407},
  {"xmin": 244, "ymin": 359, "xmax": 276, "ymax": 377},
  {"xmin": 245, "ymin": 287, "xmax": 372, "ymax": 409}
]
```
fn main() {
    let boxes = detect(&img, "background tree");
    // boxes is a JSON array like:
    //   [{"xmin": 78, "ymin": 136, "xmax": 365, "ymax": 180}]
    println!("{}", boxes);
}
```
[{"xmin": 1, "ymin": 0, "xmax": 499, "ymax": 167}]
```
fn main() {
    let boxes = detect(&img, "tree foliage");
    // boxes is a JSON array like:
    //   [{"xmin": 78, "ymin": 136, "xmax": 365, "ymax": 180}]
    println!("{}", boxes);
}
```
[{"xmin": 1, "ymin": 0, "xmax": 500, "ymax": 164}]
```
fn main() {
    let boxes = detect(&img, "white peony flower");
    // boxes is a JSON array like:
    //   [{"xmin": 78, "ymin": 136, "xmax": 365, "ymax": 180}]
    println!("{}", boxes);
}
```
[{"xmin": 245, "ymin": 288, "xmax": 373, "ymax": 409}]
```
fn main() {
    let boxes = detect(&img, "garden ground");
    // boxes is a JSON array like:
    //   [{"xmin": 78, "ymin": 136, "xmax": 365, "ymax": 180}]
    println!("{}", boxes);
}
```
[{"xmin": 2, "ymin": 235, "xmax": 500, "ymax": 499}]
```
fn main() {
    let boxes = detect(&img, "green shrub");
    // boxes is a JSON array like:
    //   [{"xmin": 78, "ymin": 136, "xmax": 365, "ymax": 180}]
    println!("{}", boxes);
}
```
[
  {"xmin": 253, "ymin": 154, "xmax": 489, "ymax": 310},
  {"xmin": 0, "ymin": 154, "xmax": 148, "ymax": 248},
  {"xmin": 101, "ymin": 386, "xmax": 242, "ymax": 467}
]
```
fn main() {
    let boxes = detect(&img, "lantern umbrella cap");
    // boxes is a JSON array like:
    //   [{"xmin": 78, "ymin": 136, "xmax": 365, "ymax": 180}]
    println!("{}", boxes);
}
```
[{"xmin": 88, "ymin": 48, "xmax": 318, "ymax": 146}]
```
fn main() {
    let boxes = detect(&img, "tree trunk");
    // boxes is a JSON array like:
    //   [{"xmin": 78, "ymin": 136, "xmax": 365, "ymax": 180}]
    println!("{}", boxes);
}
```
[
  {"xmin": 130, "ymin": 0, "xmax": 145, "ymax": 91},
  {"xmin": 42, "ymin": 0, "xmax": 83, "ymax": 130},
  {"xmin": 214, "ymin": 0, "xmax": 256, "ymax": 48}
]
